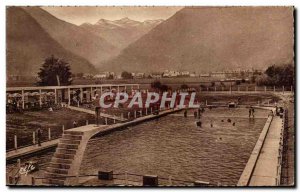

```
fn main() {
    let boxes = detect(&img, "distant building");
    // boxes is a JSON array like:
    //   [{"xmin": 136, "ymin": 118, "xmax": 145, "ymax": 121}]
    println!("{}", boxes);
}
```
[
  {"xmin": 94, "ymin": 72, "xmax": 115, "ymax": 79},
  {"xmin": 163, "ymin": 70, "xmax": 180, "ymax": 77},
  {"xmin": 180, "ymin": 71, "xmax": 190, "ymax": 76},
  {"xmin": 211, "ymin": 72, "xmax": 226, "ymax": 78},
  {"xmin": 150, "ymin": 72, "xmax": 162, "ymax": 78},
  {"xmin": 190, "ymin": 72, "xmax": 197, "ymax": 77},
  {"xmin": 135, "ymin": 72, "xmax": 145, "ymax": 79},
  {"xmin": 200, "ymin": 73, "xmax": 210, "ymax": 77}
]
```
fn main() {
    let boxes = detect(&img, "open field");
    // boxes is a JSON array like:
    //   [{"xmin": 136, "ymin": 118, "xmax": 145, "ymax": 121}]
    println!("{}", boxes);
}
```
[{"xmin": 6, "ymin": 108, "xmax": 96, "ymax": 150}]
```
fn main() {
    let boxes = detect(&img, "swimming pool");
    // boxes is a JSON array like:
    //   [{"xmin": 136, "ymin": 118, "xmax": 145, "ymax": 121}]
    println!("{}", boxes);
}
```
[{"xmin": 79, "ymin": 107, "xmax": 269, "ymax": 185}]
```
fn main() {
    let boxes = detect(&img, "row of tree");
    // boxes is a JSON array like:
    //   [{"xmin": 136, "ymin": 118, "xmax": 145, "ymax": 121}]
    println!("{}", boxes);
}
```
[{"xmin": 256, "ymin": 64, "xmax": 294, "ymax": 87}]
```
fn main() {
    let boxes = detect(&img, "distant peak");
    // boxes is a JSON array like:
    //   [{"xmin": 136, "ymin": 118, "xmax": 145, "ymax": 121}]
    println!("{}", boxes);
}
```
[
  {"xmin": 119, "ymin": 17, "xmax": 131, "ymax": 21},
  {"xmin": 80, "ymin": 22, "xmax": 92, "ymax": 26},
  {"xmin": 96, "ymin": 18, "xmax": 110, "ymax": 24}
]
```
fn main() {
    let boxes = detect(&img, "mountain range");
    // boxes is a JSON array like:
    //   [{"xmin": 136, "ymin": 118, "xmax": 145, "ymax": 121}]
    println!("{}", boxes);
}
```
[
  {"xmin": 104, "ymin": 7, "xmax": 294, "ymax": 73},
  {"xmin": 7, "ymin": 6, "xmax": 294, "ymax": 76},
  {"xmin": 7, "ymin": 7, "xmax": 97, "ymax": 75},
  {"xmin": 80, "ymin": 17, "xmax": 163, "ymax": 49}
]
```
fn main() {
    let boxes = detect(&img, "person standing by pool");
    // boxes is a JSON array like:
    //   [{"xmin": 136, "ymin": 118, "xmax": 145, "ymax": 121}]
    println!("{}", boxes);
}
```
[
  {"xmin": 73, "ymin": 120, "xmax": 78, "ymax": 128},
  {"xmin": 251, "ymin": 108, "xmax": 255, "ymax": 118},
  {"xmin": 184, "ymin": 109, "xmax": 188, "ymax": 117},
  {"xmin": 36, "ymin": 127, "xmax": 42, "ymax": 146},
  {"xmin": 93, "ymin": 94, "xmax": 101, "ymax": 126}
]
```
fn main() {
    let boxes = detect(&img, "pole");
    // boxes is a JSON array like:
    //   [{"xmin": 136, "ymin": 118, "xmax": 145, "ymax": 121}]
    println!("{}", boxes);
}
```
[
  {"xmin": 105, "ymin": 117, "xmax": 108, "ymax": 125},
  {"xmin": 31, "ymin": 177, "xmax": 35, "ymax": 185},
  {"xmin": 54, "ymin": 89, "xmax": 57, "ymax": 104},
  {"xmin": 33, "ymin": 131, "xmax": 36, "ymax": 145},
  {"xmin": 62, "ymin": 125, "xmax": 65, "ymax": 133},
  {"xmin": 14, "ymin": 135, "xmax": 17, "ymax": 150},
  {"xmin": 86, "ymin": 120, "xmax": 89, "ymax": 125},
  {"xmin": 39, "ymin": 89, "xmax": 42, "ymax": 107},
  {"xmin": 48, "ymin": 127, "xmax": 51, "ymax": 140},
  {"xmin": 21, "ymin": 90, "xmax": 25, "ymax": 109},
  {"xmin": 68, "ymin": 88, "xmax": 71, "ymax": 106},
  {"xmin": 80, "ymin": 88, "xmax": 83, "ymax": 103}
]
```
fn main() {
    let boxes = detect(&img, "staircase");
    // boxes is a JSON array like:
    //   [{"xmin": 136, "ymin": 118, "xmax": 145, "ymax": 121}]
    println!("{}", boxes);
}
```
[{"xmin": 42, "ymin": 131, "xmax": 84, "ymax": 186}]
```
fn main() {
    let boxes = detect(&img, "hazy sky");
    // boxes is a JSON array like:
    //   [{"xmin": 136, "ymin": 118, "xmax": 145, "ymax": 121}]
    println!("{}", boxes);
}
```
[{"xmin": 42, "ymin": 6, "xmax": 183, "ymax": 25}]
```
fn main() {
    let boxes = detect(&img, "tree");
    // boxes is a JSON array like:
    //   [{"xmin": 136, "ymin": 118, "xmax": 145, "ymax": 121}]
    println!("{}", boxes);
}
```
[
  {"xmin": 121, "ymin": 71, "xmax": 133, "ymax": 79},
  {"xmin": 151, "ymin": 80, "xmax": 170, "ymax": 92},
  {"xmin": 210, "ymin": 81, "xmax": 215, "ymax": 87},
  {"xmin": 37, "ymin": 55, "xmax": 72, "ymax": 86},
  {"xmin": 181, "ymin": 84, "xmax": 189, "ymax": 90},
  {"xmin": 151, "ymin": 81, "xmax": 162, "ymax": 90},
  {"xmin": 258, "ymin": 64, "xmax": 294, "ymax": 87}
]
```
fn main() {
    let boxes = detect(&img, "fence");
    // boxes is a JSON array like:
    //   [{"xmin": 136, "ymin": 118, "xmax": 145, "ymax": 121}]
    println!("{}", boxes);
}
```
[
  {"xmin": 279, "ymin": 109, "xmax": 289, "ymax": 185},
  {"xmin": 32, "ymin": 171, "xmax": 220, "ymax": 186},
  {"xmin": 6, "ymin": 107, "xmax": 167, "ymax": 152},
  {"xmin": 199, "ymin": 85, "xmax": 294, "ymax": 93}
]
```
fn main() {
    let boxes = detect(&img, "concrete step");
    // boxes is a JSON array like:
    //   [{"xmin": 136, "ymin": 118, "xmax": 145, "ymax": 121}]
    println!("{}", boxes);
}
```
[
  {"xmin": 56, "ymin": 148, "xmax": 77, "ymax": 155},
  {"xmin": 42, "ymin": 178, "xmax": 65, "ymax": 186},
  {"xmin": 44, "ymin": 171, "xmax": 67, "ymax": 180},
  {"xmin": 46, "ymin": 167, "xmax": 69, "ymax": 175},
  {"xmin": 53, "ymin": 153, "xmax": 75, "ymax": 160},
  {"xmin": 51, "ymin": 157, "xmax": 73, "ymax": 164},
  {"xmin": 62, "ymin": 134, "xmax": 82, "ymax": 140},
  {"xmin": 48, "ymin": 162, "xmax": 71, "ymax": 169},
  {"xmin": 64, "ymin": 131, "xmax": 84, "ymax": 136},
  {"xmin": 60, "ymin": 139, "xmax": 81, "ymax": 145},
  {"xmin": 58, "ymin": 143, "xmax": 79, "ymax": 150}
]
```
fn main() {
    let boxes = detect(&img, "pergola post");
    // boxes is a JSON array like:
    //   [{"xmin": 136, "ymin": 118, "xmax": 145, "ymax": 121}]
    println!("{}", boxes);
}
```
[
  {"xmin": 90, "ymin": 87, "xmax": 93, "ymax": 99},
  {"xmin": 54, "ymin": 89, "xmax": 57, "ymax": 104},
  {"xmin": 80, "ymin": 88, "xmax": 83, "ymax": 103},
  {"xmin": 21, "ymin": 90, "xmax": 25, "ymax": 109},
  {"xmin": 68, "ymin": 88, "xmax": 71, "ymax": 106},
  {"xmin": 39, "ymin": 89, "xmax": 42, "ymax": 107}
]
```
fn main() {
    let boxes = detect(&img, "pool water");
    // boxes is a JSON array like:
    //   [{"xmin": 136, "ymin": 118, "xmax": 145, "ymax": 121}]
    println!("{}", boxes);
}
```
[{"xmin": 79, "ymin": 108, "xmax": 268, "ymax": 185}]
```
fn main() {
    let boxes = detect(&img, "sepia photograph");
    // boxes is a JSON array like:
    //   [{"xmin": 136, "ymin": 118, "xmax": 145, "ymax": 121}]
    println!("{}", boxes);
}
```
[{"xmin": 5, "ymin": 5, "xmax": 295, "ymax": 187}]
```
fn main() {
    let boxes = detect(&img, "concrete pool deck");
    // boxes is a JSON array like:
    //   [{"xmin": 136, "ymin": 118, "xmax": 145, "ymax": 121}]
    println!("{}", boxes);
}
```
[
  {"xmin": 248, "ymin": 115, "xmax": 283, "ymax": 186},
  {"xmin": 238, "ymin": 107, "xmax": 284, "ymax": 186}
]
